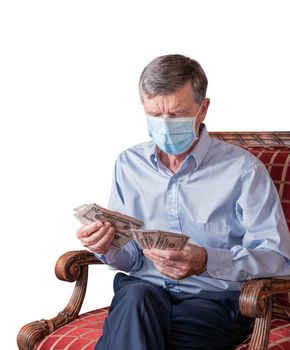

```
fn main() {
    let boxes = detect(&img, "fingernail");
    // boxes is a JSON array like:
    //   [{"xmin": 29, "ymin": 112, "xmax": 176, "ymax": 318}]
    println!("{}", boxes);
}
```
[{"xmin": 83, "ymin": 228, "xmax": 89, "ymax": 237}]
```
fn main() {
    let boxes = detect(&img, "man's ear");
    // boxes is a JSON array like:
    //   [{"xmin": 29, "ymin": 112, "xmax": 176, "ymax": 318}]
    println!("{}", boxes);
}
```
[{"xmin": 198, "ymin": 98, "xmax": 210, "ymax": 124}]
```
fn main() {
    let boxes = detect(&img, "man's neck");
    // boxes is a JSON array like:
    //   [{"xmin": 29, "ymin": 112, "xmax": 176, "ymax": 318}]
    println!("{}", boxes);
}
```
[{"xmin": 158, "ymin": 139, "xmax": 198, "ymax": 173}]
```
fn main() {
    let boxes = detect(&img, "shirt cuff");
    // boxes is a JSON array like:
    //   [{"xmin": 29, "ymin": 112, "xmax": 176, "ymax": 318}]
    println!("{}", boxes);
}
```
[
  {"xmin": 94, "ymin": 246, "xmax": 123, "ymax": 265},
  {"xmin": 205, "ymin": 247, "xmax": 233, "ymax": 280}
]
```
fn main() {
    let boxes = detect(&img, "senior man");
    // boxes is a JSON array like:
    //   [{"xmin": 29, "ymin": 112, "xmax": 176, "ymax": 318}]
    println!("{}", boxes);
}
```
[{"xmin": 77, "ymin": 54, "xmax": 290, "ymax": 350}]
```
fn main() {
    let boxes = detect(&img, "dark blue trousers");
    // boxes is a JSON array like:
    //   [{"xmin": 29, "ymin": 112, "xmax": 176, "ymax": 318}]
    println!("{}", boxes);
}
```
[{"xmin": 95, "ymin": 273, "xmax": 252, "ymax": 350}]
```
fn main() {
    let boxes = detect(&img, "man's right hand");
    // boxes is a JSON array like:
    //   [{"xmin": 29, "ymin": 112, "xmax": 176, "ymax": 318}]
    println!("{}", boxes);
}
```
[{"xmin": 76, "ymin": 220, "xmax": 116, "ymax": 254}]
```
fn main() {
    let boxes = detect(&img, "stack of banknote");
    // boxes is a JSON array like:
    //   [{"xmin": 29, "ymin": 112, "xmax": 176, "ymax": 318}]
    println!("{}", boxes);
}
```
[
  {"xmin": 74, "ymin": 203, "xmax": 189, "ymax": 250},
  {"xmin": 74, "ymin": 203, "xmax": 143, "ymax": 248},
  {"xmin": 131, "ymin": 229, "xmax": 189, "ymax": 251}
]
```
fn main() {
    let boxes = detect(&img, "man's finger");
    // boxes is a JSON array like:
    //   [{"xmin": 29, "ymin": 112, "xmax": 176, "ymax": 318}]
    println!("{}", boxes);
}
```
[
  {"xmin": 154, "ymin": 259, "xmax": 180, "ymax": 270},
  {"xmin": 144, "ymin": 250, "xmax": 166, "ymax": 265},
  {"xmin": 81, "ymin": 222, "xmax": 112, "ymax": 245},
  {"xmin": 144, "ymin": 249, "xmax": 181, "ymax": 265},
  {"xmin": 83, "ymin": 220, "xmax": 104, "ymax": 236},
  {"xmin": 147, "ymin": 248, "xmax": 181, "ymax": 260},
  {"xmin": 76, "ymin": 220, "xmax": 104, "ymax": 239},
  {"xmin": 154, "ymin": 262, "xmax": 182, "ymax": 278},
  {"xmin": 89, "ymin": 226, "xmax": 116, "ymax": 254}
]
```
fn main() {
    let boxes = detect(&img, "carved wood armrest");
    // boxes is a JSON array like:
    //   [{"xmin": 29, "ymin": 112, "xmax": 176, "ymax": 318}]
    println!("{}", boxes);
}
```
[
  {"xmin": 239, "ymin": 278, "xmax": 290, "ymax": 350},
  {"xmin": 17, "ymin": 250, "xmax": 102, "ymax": 350}
]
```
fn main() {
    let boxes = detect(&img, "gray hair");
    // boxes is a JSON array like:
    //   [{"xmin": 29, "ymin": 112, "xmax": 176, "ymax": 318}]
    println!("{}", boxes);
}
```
[{"xmin": 139, "ymin": 54, "xmax": 208, "ymax": 104}]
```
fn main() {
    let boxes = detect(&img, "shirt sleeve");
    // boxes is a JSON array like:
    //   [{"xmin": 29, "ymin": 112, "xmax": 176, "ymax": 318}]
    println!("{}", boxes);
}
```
[
  {"xmin": 94, "ymin": 158, "xmax": 143, "ymax": 272},
  {"xmin": 206, "ymin": 162, "xmax": 290, "ymax": 281}
]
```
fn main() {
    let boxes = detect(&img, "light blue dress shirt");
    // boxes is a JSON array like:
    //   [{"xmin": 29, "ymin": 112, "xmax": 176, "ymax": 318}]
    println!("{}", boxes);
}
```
[{"xmin": 96, "ymin": 125, "xmax": 290, "ymax": 294}]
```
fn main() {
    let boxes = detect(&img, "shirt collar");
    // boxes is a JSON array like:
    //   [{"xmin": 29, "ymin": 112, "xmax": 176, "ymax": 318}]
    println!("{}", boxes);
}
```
[{"xmin": 149, "ymin": 124, "xmax": 211, "ymax": 171}]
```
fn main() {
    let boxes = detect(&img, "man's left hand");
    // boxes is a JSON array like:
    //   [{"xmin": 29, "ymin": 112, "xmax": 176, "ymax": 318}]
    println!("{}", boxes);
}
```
[{"xmin": 143, "ymin": 243, "xmax": 208, "ymax": 280}]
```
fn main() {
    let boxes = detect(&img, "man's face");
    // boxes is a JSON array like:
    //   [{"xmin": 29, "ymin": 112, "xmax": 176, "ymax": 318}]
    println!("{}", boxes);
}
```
[{"xmin": 143, "ymin": 81, "xmax": 209, "ymax": 130}]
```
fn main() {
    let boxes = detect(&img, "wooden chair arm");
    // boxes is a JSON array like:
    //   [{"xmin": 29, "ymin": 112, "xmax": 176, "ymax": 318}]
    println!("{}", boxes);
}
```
[
  {"xmin": 17, "ymin": 250, "xmax": 102, "ymax": 350},
  {"xmin": 54, "ymin": 249, "xmax": 101, "ymax": 282},
  {"xmin": 239, "ymin": 278, "xmax": 290, "ymax": 350}
]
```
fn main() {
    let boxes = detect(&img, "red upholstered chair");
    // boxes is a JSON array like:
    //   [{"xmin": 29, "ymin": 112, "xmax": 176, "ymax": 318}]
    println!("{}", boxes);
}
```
[{"xmin": 17, "ymin": 132, "xmax": 290, "ymax": 350}]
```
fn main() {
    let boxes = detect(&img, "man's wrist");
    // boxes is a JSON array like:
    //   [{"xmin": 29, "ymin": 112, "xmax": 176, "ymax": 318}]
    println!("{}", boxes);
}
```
[
  {"xmin": 198, "ymin": 247, "xmax": 208, "ymax": 275},
  {"xmin": 94, "ymin": 245, "xmax": 122, "ymax": 264}
]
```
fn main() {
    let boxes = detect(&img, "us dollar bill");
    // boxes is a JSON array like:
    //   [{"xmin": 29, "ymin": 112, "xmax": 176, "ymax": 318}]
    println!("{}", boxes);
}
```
[
  {"xmin": 131, "ymin": 229, "xmax": 190, "ymax": 251},
  {"xmin": 73, "ymin": 203, "xmax": 144, "ymax": 248}
]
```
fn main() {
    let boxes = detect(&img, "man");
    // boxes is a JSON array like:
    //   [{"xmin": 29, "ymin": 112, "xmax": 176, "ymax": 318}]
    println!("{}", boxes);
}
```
[{"xmin": 77, "ymin": 54, "xmax": 290, "ymax": 350}]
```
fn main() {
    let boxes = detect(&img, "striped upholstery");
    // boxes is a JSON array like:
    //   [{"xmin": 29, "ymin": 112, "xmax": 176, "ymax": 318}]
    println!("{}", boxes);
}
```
[
  {"xmin": 35, "ymin": 310, "xmax": 290, "ymax": 350},
  {"xmin": 235, "ymin": 319, "xmax": 290, "ymax": 350},
  {"xmin": 36, "ymin": 308, "xmax": 109, "ymax": 350},
  {"xmin": 36, "ymin": 132, "xmax": 290, "ymax": 350},
  {"xmin": 251, "ymin": 148, "xmax": 290, "ymax": 231}
]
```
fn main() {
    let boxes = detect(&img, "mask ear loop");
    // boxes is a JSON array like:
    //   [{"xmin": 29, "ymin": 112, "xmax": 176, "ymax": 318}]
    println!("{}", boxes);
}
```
[{"xmin": 194, "ymin": 101, "xmax": 205, "ymax": 140}]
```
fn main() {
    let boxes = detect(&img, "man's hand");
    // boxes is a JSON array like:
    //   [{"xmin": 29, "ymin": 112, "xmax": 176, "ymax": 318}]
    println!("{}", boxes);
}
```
[
  {"xmin": 76, "ymin": 220, "xmax": 116, "ymax": 254},
  {"xmin": 143, "ymin": 243, "xmax": 207, "ymax": 280}
]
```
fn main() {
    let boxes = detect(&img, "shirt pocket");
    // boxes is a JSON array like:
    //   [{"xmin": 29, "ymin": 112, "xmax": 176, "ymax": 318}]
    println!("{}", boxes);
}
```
[{"xmin": 183, "ymin": 221, "xmax": 229, "ymax": 249}]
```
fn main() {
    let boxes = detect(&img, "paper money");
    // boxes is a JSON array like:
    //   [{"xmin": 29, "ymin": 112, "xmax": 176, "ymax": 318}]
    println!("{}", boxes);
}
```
[
  {"xmin": 73, "ymin": 203, "xmax": 144, "ymax": 248},
  {"xmin": 131, "ymin": 229, "xmax": 190, "ymax": 251},
  {"xmin": 74, "ymin": 203, "xmax": 190, "ymax": 250}
]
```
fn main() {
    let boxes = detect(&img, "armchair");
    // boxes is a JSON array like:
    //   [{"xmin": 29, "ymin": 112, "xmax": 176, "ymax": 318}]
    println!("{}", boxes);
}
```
[{"xmin": 17, "ymin": 131, "xmax": 290, "ymax": 350}]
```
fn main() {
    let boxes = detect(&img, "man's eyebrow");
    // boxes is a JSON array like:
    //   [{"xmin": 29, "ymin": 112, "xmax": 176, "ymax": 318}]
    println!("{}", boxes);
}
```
[
  {"xmin": 169, "ymin": 109, "xmax": 190, "ymax": 115},
  {"xmin": 146, "ymin": 109, "xmax": 189, "ymax": 116},
  {"xmin": 145, "ymin": 109, "xmax": 160, "ymax": 115},
  {"xmin": 173, "ymin": 109, "xmax": 188, "ymax": 114}
]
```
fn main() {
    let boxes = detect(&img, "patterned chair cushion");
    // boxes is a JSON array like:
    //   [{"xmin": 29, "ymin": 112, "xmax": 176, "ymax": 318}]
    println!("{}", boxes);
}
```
[
  {"xmin": 36, "ymin": 308, "xmax": 109, "ymax": 350},
  {"xmin": 36, "ymin": 308, "xmax": 290, "ymax": 350},
  {"xmin": 235, "ymin": 319, "xmax": 290, "ymax": 350}
]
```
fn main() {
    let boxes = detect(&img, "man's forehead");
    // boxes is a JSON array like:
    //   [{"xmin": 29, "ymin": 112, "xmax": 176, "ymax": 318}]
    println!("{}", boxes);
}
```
[{"xmin": 143, "ymin": 90, "xmax": 196, "ymax": 114}]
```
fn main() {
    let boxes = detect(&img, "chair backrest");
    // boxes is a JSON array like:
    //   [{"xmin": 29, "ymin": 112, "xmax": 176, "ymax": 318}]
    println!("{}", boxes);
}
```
[{"xmin": 209, "ymin": 131, "xmax": 290, "ymax": 232}]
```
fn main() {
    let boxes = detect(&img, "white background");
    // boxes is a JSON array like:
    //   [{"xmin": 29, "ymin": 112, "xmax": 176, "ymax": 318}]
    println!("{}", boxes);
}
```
[{"xmin": 1, "ymin": 1, "xmax": 289, "ymax": 349}]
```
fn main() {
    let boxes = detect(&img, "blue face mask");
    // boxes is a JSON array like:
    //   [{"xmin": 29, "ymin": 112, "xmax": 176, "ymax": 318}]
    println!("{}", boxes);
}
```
[{"xmin": 147, "ymin": 116, "xmax": 197, "ymax": 155}]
